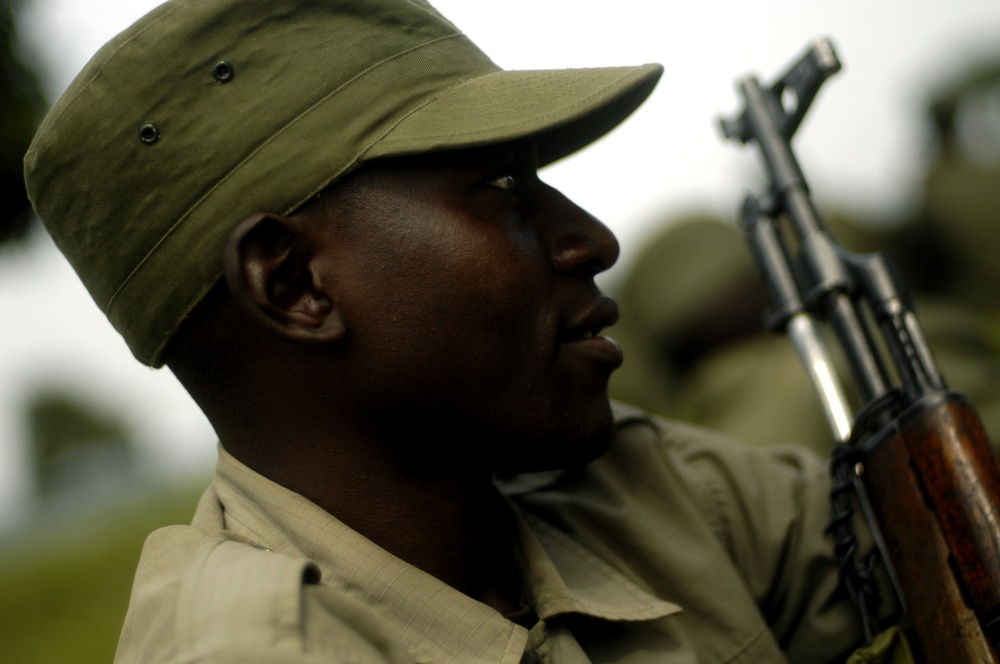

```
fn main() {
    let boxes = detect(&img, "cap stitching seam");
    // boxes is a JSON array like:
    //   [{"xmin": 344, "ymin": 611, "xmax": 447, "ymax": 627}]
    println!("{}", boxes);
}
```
[
  {"xmin": 105, "ymin": 32, "xmax": 466, "ymax": 318},
  {"xmin": 356, "ymin": 65, "xmax": 501, "ymax": 160},
  {"xmin": 288, "ymin": 49, "xmax": 504, "ymax": 214},
  {"xmin": 375, "ymin": 67, "xmax": 648, "ymax": 146}
]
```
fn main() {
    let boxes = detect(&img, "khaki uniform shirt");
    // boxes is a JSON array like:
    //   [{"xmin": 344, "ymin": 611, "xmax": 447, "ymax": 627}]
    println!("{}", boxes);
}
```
[{"xmin": 115, "ymin": 404, "xmax": 860, "ymax": 663}]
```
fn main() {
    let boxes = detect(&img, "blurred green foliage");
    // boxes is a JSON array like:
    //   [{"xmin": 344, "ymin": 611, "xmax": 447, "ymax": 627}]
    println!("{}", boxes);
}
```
[
  {"xmin": 26, "ymin": 390, "xmax": 134, "ymax": 496},
  {"xmin": 0, "ymin": 0, "xmax": 47, "ymax": 245},
  {"xmin": 897, "ymin": 64, "xmax": 1000, "ymax": 310},
  {"xmin": 0, "ymin": 481, "xmax": 206, "ymax": 664}
]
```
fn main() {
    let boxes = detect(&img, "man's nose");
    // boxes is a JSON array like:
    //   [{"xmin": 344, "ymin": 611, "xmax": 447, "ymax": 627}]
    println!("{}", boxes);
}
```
[{"xmin": 545, "ymin": 190, "xmax": 620, "ymax": 278}]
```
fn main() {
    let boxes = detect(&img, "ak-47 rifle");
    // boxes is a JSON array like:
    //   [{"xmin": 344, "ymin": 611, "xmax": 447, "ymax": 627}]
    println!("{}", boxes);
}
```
[{"xmin": 720, "ymin": 39, "xmax": 1000, "ymax": 662}]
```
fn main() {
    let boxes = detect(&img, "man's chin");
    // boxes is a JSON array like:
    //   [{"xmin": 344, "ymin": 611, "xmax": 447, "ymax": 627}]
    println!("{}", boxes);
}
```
[{"xmin": 492, "ymin": 413, "xmax": 615, "ymax": 475}]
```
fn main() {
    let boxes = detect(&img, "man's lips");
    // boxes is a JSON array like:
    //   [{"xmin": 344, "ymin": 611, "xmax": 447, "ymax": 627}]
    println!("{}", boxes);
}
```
[
  {"xmin": 561, "ymin": 334, "xmax": 624, "ymax": 369},
  {"xmin": 562, "ymin": 295, "xmax": 620, "ymax": 340},
  {"xmin": 559, "ymin": 296, "xmax": 624, "ymax": 369}
]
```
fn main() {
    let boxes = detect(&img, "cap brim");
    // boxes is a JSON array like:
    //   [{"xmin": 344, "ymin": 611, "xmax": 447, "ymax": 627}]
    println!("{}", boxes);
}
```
[{"xmin": 364, "ymin": 63, "xmax": 663, "ymax": 166}]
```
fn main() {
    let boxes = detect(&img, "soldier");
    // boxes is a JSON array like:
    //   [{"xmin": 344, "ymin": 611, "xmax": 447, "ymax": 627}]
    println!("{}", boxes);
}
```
[{"xmin": 25, "ymin": 0, "xmax": 878, "ymax": 661}]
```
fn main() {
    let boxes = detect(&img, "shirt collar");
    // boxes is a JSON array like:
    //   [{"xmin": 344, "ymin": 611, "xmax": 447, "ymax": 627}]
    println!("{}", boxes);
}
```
[
  {"xmin": 211, "ymin": 445, "xmax": 678, "ymax": 664},
  {"xmin": 513, "ymin": 509, "xmax": 680, "ymax": 623}
]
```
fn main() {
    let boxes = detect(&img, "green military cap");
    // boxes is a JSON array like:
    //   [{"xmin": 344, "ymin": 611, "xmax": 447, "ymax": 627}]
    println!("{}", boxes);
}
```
[{"xmin": 25, "ymin": 0, "xmax": 662, "ymax": 367}]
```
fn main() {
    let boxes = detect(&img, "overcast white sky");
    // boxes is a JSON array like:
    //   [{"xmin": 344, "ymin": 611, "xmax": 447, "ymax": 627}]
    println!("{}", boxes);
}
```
[{"xmin": 3, "ymin": 0, "xmax": 1000, "ymax": 527}]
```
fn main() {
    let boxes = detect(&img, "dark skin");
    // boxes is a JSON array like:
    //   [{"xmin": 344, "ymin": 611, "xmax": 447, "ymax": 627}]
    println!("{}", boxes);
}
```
[{"xmin": 165, "ymin": 142, "xmax": 622, "ymax": 615}]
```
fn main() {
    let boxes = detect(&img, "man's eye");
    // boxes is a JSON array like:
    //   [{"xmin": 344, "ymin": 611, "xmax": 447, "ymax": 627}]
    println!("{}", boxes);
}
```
[{"xmin": 488, "ymin": 174, "xmax": 517, "ymax": 192}]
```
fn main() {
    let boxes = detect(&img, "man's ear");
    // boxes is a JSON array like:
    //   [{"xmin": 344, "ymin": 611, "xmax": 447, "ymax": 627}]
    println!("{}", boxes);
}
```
[{"xmin": 223, "ymin": 212, "xmax": 345, "ymax": 343}]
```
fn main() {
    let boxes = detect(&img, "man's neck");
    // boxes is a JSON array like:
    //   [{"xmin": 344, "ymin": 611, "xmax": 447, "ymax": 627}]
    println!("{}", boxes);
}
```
[{"xmin": 222, "ymin": 423, "xmax": 526, "ymax": 615}]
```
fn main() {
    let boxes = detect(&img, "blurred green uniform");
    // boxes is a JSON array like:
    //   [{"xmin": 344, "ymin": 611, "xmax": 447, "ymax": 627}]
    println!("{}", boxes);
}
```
[{"xmin": 611, "ymin": 213, "xmax": 1000, "ymax": 453}]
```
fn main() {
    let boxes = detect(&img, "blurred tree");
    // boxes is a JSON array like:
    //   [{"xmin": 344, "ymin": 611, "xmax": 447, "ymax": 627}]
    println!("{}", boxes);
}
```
[
  {"xmin": 26, "ymin": 390, "xmax": 135, "ymax": 497},
  {"xmin": 0, "ymin": 481, "xmax": 207, "ymax": 664},
  {"xmin": 885, "ymin": 61, "xmax": 1000, "ymax": 439},
  {"xmin": 1, "ymin": 0, "xmax": 47, "ymax": 246},
  {"xmin": 891, "ymin": 63, "xmax": 1000, "ymax": 310}
]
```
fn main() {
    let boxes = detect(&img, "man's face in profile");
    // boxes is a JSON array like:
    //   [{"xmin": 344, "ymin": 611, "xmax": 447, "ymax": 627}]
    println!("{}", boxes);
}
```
[{"xmin": 297, "ymin": 142, "xmax": 624, "ymax": 473}]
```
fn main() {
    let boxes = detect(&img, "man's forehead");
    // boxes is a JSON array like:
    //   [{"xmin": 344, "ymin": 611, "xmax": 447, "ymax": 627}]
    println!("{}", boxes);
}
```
[
  {"xmin": 295, "ymin": 142, "xmax": 535, "ymax": 217},
  {"xmin": 363, "ymin": 141, "xmax": 540, "ymax": 176},
  {"xmin": 299, "ymin": 142, "xmax": 540, "ymax": 209}
]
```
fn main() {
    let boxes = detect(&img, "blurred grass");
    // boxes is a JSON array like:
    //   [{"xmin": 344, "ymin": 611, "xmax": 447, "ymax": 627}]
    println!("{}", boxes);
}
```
[{"xmin": 0, "ymin": 479, "xmax": 208, "ymax": 664}]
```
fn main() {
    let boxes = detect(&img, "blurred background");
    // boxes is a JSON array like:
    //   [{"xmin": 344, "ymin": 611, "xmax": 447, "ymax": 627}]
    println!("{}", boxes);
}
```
[{"xmin": 2, "ymin": 0, "xmax": 999, "ymax": 661}]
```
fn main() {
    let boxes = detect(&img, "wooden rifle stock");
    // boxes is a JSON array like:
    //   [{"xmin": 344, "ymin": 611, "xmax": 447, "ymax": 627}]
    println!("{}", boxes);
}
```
[
  {"xmin": 864, "ymin": 393, "xmax": 1000, "ymax": 660},
  {"xmin": 720, "ymin": 39, "xmax": 1000, "ymax": 662}
]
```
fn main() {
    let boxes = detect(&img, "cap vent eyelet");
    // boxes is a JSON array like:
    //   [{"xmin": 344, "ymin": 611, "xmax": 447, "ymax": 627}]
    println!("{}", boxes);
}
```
[
  {"xmin": 139, "ymin": 123, "xmax": 160, "ymax": 145},
  {"xmin": 213, "ymin": 61, "xmax": 234, "ymax": 83}
]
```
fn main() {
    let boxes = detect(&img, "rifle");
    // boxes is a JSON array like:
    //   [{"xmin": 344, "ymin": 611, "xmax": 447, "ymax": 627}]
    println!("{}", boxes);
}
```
[{"xmin": 719, "ymin": 39, "xmax": 1000, "ymax": 662}]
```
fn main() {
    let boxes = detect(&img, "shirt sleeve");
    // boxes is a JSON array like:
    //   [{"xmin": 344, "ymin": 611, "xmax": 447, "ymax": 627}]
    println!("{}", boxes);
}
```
[{"xmin": 658, "ymin": 416, "xmax": 863, "ymax": 662}]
